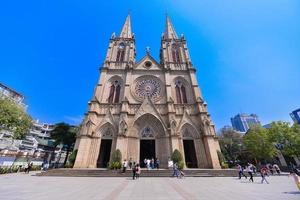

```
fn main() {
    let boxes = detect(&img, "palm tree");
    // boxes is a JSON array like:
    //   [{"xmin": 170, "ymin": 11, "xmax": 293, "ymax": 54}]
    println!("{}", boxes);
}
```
[{"xmin": 50, "ymin": 123, "xmax": 78, "ymax": 167}]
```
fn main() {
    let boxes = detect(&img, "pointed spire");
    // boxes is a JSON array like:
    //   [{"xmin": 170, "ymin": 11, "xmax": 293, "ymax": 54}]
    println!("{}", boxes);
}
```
[
  {"xmin": 164, "ymin": 15, "xmax": 178, "ymax": 39},
  {"xmin": 120, "ymin": 14, "xmax": 132, "ymax": 38}
]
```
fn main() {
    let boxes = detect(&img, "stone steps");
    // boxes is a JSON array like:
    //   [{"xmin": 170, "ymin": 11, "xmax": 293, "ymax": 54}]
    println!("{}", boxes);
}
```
[{"xmin": 36, "ymin": 168, "xmax": 238, "ymax": 177}]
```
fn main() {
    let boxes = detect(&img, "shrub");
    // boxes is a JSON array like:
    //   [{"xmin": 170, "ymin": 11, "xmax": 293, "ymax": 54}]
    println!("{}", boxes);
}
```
[
  {"xmin": 171, "ymin": 149, "xmax": 183, "ymax": 164},
  {"xmin": 68, "ymin": 149, "xmax": 78, "ymax": 167},
  {"xmin": 177, "ymin": 161, "xmax": 184, "ymax": 170},
  {"xmin": 108, "ymin": 161, "xmax": 121, "ymax": 170},
  {"xmin": 111, "ymin": 149, "xmax": 122, "ymax": 163}
]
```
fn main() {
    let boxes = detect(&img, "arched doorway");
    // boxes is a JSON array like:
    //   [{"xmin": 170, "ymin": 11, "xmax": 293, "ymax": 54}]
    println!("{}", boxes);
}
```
[
  {"xmin": 132, "ymin": 113, "xmax": 169, "ymax": 168},
  {"xmin": 96, "ymin": 124, "xmax": 114, "ymax": 168},
  {"xmin": 181, "ymin": 124, "xmax": 199, "ymax": 168}
]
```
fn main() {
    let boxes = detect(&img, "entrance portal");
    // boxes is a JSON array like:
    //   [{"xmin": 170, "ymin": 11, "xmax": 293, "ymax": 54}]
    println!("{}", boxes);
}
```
[
  {"xmin": 97, "ymin": 139, "xmax": 112, "ymax": 168},
  {"xmin": 183, "ymin": 140, "xmax": 198, "ymax": 168},
  {"xmin": 140, "ymin": 140, "xmax": 155, "ymax": 167}
]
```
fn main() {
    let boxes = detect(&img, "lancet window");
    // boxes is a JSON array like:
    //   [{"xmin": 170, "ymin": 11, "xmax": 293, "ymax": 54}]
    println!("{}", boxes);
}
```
[
  {"xmin": 175, "ymin": 80, "xmax": 187, "ymax": 104},
  {"xmin": 108, "ymin": 80, "xmax": 121, "ymax": 103}
]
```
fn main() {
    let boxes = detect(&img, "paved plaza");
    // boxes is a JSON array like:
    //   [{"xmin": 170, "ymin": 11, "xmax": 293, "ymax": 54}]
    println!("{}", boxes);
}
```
[{"xmin": 0, "ymin": 172, "xmax": 299, "ymax": 200}]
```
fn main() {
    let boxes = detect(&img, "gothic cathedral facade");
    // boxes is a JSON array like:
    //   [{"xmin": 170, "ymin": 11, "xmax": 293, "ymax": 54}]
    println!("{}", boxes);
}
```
[{"xmin": 74, "ymin": 15, "xmax": 221, "ymax": 169}]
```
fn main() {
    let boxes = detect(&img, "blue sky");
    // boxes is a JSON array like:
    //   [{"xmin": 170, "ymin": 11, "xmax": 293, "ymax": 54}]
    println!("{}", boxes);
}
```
[{"xmin": 0, "ymin": 0, "xmax": 299, "ymax": 129}]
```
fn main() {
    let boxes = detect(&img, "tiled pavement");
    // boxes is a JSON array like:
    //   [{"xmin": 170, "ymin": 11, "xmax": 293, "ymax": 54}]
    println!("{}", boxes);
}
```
[{"xmin": 0, "ymin": 171, "xmax": 299, "ymax": 200}]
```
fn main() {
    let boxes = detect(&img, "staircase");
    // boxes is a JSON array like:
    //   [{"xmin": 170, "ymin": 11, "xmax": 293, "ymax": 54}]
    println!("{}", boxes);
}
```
[{"xmin": 36, "ymin": 168, "xmax": 237, "ymax": 177}]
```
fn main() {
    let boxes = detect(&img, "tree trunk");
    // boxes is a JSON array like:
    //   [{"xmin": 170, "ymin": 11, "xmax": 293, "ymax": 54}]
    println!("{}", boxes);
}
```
[{"xmin": 63, "ymin": 148, "xmax": 70, "ymax": 167}]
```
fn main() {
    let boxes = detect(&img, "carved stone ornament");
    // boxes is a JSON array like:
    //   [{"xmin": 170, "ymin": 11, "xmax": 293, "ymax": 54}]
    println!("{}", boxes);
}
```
[
  {"xmin": 141, "ymin": 126, "xmax": 155, "ymax": 138},
  {"xmin": 132, "ymin": 76, "xmax": 162, "ymax": 102},
  {"xmin": 119, "ymin": 120, "xmax": 128, "ymax": 136}
]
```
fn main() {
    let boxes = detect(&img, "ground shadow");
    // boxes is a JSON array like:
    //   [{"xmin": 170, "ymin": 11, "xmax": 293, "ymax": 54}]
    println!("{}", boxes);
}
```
[{"xmin": 283, "ymin": 191, "xmax": 300, "ymax": 195}]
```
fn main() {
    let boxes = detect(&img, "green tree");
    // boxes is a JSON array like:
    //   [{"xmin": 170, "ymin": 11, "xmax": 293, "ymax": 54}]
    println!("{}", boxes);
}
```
[
  {"xmin": 218, "ymin": 128, "xmax": 242, "ymax": 166},
  {"xmin": 50, "ymin": 123, "xmax": 78, "ymax": 167},
  {"xmin": 268, "ymin": 121, "xmax": 300, "ymax": 157},
  {"xmin": 243, "ymin": 126, "xmax": 276, "ymax": 164},
  {"xmin": 0, "ymin": 98, "xmax": 32, "ymax": 139}
]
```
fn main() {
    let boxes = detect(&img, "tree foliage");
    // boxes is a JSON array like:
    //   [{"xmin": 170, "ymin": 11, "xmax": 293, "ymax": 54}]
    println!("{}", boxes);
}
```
[
  {"xmin": 111, "ymin": 149, "xmax": 122, "ymax": 163},
  {"xmin": 218, "ymin": 128, "xmax": 242, "ymax": 166},
  {"xmin": 0, "ymin": 98, "xmax": 32, "ymax": 139},
  {"xmin": 243, "ymin": 126, "xmax": 277, "ymax": 163},
  {"xmin": 50, "ymin": 122, "xmax": 78, "ymax": 166},
  {"xmin": 268, "ymin": 121, "xmax": 300, "ymax": 157},
  {"xmin": 171, "ymin": 149, "xmax": 183, "ymax": 163}
]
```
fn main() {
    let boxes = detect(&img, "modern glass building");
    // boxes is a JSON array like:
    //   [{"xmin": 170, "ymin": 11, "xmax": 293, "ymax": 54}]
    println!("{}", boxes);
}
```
[
  {"xmin": 231, "ymin": 113, "xmax": 261, "ymax": 133},
  {"xmin": 290, "ymin": 108, "xmax": 300, "ymax": 124}
]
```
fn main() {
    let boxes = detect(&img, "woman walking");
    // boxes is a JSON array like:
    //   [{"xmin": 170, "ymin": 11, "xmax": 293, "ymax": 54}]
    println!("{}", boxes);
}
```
[
  {"xmin": 260, "ymin": 166, "xmax": 269, "ymax": 184},
  {"xmin": 247, "ymin": 163, "xmax": 254, "ymax": 182},
  {"xmin": 136, "ymin": 164, "xmax": 141, "ymax": 179}
]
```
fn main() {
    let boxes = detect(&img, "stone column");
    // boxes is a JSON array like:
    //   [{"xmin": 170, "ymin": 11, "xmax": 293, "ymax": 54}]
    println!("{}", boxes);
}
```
[
  {"xmin": 74, "ymin": 136, "xmax": 93, "ymax": 168},
  {"xmin": 203, "ymin": 135, "xmax": 221, "ymax": 169}
]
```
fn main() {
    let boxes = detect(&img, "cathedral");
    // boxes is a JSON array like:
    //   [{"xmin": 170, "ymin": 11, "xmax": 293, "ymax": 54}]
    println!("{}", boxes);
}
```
[{"xmin": 74, "ymin": 14, "xmax": 221, "ymax": 169}]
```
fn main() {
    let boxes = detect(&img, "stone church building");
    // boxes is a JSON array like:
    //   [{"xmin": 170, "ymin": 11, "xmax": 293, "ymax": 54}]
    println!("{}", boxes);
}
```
[{"xmin": 74, "ymin": 15, "xmax": 221, "ymax": 169}]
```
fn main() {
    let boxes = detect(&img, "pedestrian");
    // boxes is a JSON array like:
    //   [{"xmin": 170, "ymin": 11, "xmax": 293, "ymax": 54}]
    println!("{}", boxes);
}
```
[
  {"xmin": 260, "ymin": 166, "xmax": 269, "ymax": 184},
  {"xmin": 237, "ymin": 164, "xmax": 247, "ymax": 179},
  {"xmin": 168, "ymin": 158, "xmax": 173, "ymax": 169},
  {"xmin": 24, "ymin": 162, "xmax": 29, "ymax": 174},
  {"xmin": 122, "ymin": 159, "xmax": 128, "ymax": 173},
  {"xmin": 143, "ymin": 158, "xmax": 147, "ymax": 168},
  {"xmin": 172, "ymin": 163, "xmax": 178, "ymax": 177},
  {"xmin": 247, "ymin": 163, "xmax": 254, "ymax": 182},
  {"xmin": 289, "ymin": 171, "xmax": 300, "ymax": 190},
  {"xmin": 132, "ymin": 163, "xmax": 136, "ymax": 180},
  {"xmin": 273, "ymin": 164, "xmax": 280, "ymax": 174},
  {"xmin": 156, "ymin": 158, "xmax": 160, "ymax": 170},
  {"xmin": 28, "ymin": 162, "xmax": 33, "ymax": 173},
  {"xmin": 129, "ymin": 158, "xmax": 133, "ymax": 169},
  {"xmin": 146, "ymin": 159, "xmax": 151, "ymax": 170},
  {"xmin": 136, "ymin": 164, "xmax": 141, "ymax": 179},
  {"xmin": 267, "ymin": 163, "xmax": 274, "ymax": 175}
]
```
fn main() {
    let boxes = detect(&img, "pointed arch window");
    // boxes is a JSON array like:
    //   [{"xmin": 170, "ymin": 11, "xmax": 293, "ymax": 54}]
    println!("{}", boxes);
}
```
[
  {"xmin": 108, "ymin": 80, "xmax": 121, "ymax": 103},
  {"xmin": 172, "ymin": 44, "xmax": 181, "ymax": 63},
  {"xmin": 175, "ymin": 80, "xmax": 187, "ymax": 104},
  {"xmin": 116, "ymin": 43, "xmax": 125, "ymax": 62}
]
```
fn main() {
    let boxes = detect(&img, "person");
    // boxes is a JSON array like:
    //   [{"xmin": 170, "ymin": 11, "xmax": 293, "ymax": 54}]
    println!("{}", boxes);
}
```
[
  {"xmin": 168, "ymin": 158, "xmax": 173, "ymax": 169},
  {"xmin": 143, "ymin": 158, "xmax": 147, "ymax": 168},
  {"xmin": 267, "ymin": 163, "xmax": 274, "ymax": 175},
  {"xmin": 146, "ymin": 159, "xmax": 151, "ymax": 170},
  {"xmin": 132, "ymin": 163, "xmax": 137, "ymax": 180},
  {"xmin": 289, "ymin": 171, "xmax": 300, "ymax": 190},
  {"xmin": 151, "ymin": 158, "xmax": 154, "ymax": 169},
  {"xmin": 172, "ymin": 163, "xmax": 178, "ymax": 177},
  {"xmin": 273, "ymin": 164, "xmax": 280, "ymax": 174},
  {"xmin": 129, "ymin": 158, "xmax": 133, "ymax": 169},
  {"xmin": 247, "ymin": 163, "xmax": 254, "ymax": 182},
  {"xmin": 156, "ymin": 158, "xmax": 160, "ymax": 170},
  {"xmin": 260, "ymin": 166, "xmax": 269, "ymax": 184},
  {"xmin": 122, "ymin": 159, "xmax": 128, "ymax": 173},
  {"xmin": 24, "ymin": 162, "xmax": 29, "ymax": 174},
  {"xmin": 28, "ymin": 162, "xmax": 33, "ymax": 173},
  {"xmin": 178, "ymin": 169, "xmax": 185, "ymax": 179},
  {"xmin": 136, "ymin": 164, "xmax": 141, "ymax": 179},
  {"xmin": 237, "ymin": 164, "xmax": 247, "ymax": 179}
]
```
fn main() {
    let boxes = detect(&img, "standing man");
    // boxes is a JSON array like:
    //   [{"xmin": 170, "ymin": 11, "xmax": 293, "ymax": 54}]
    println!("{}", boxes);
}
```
[{"xmin": 122, "ymin": 159, "xmax": 128, "ymax": 173}]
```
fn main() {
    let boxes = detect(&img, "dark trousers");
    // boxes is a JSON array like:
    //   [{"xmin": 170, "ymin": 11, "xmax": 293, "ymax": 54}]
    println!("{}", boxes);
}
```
[
  {"xmin": 248, "ymin": 172, "xmax": 253, "ymax": 182},
  {"xmin": 239, "ymin": 171, "xmax": 247, "ymax": 179},
  {"xmin": 132, "ymin": 171, "xmax": 136, "ymax": 180}
]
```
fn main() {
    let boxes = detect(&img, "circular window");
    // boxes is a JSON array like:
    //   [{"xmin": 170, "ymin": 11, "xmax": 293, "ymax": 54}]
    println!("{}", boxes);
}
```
[{"xmin": 144, "ymin": 61, "xmax": 152, "ymax": 68}]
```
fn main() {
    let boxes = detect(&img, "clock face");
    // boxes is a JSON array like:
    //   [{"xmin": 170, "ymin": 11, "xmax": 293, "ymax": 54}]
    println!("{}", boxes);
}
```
[
  {"xmin": 133, "ymin": 76, "xmax": 162, "ymax": 102},
  {"xmin": 119, "ymin": 43, "xmax": 125, "ymax": 49}
]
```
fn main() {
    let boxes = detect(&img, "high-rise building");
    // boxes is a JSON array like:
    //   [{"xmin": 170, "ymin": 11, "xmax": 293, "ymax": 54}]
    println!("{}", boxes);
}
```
[
  {"xmin": 290, "ymin": 108, "xmax": 300, "ymax": 124},
  {"xmin": 74, "ymin": 15, "xmax": 221, "ymax": 169},
  {"xmin": 231, "ymin": 113, "xmax": 261, "ymax": 133},
  {"xmin": 0, "ymin": 82, "xmax": 28, "ymax": 110}
]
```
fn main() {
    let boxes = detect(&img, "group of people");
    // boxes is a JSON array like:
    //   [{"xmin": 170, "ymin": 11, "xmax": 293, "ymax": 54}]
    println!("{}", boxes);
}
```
[
  {"xmin": 143, "ymin": 158, "xmax": 160, "ymax": 170},
  {"xmin": 237, "ymin": 163, "xmax": 281, "ymax": 184},
  {"xmin": 237, "ymin": 162, "xmax": 300, "ymax": 190},
  {"xmin": 121, "ymin": 158, "xmax": 141, "ymax": 180}
]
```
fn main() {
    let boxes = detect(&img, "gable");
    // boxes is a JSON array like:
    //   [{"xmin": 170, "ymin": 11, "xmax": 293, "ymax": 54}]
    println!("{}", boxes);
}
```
[{"xmin": 135, "ymin": 53, "xmax": 162, "ymax": 70}]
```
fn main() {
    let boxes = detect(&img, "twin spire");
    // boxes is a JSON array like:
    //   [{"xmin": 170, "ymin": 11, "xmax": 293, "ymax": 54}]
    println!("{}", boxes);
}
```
[{"xmin": 119, "ymin": 14, "xmax": 178, "ymax": 39}]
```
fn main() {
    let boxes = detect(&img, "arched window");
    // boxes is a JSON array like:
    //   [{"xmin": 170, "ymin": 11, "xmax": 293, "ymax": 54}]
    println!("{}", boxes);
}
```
[
  {"xmin": 172, "ymin": 44, "xmax": 181, "ymax": 63},
  {"xmin": 175, "ymin": 80, "xmax": 188, "ymax": 104},
  {"xmin": 108, "ymin": 80, "xmax": 121, "ymax": 103},
  {"xmin": 116, "ymin": 43, "xmax": 125, "ymax": 62}
]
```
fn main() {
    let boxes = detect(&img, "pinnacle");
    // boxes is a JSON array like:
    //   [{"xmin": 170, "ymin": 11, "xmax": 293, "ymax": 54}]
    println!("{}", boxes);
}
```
[
  {"xmin": 120, "ymin": 14, "xmax": 132, "ymax": 38},
  {"xmin": 164, "ymin": 15, "xmax": 178, "ymax": 39}
]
